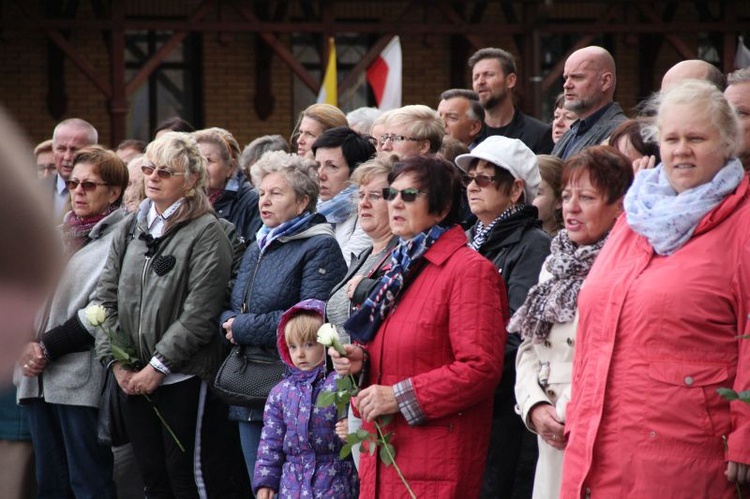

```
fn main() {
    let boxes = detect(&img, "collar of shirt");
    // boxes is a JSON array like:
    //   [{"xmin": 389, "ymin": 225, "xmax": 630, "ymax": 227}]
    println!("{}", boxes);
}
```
[
  {"xmin": 55, "ymin": 173, "xmax": 67, "ymax": 195},
  {"xmin": 571, "ymin": 102, "xmax": 613, "ymax": 137},
  {"xmin": 146, "ymin": 198, "xmax": 185, "ymax": 237}
]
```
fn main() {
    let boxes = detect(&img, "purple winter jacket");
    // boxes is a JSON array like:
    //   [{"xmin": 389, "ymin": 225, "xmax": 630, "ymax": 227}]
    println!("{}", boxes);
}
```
[{"xmin": 253, "ymin": 299, "xmax": 358, "ymax": 497}]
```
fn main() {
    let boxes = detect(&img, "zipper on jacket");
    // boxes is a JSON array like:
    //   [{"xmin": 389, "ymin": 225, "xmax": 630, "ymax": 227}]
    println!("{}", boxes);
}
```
[{"xmin": 137, "ymin": 255, "xmax": 152, "ymax": 361}]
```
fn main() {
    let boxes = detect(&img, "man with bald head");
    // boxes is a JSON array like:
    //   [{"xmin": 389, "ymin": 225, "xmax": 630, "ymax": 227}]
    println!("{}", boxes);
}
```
[
  {"xmin": 661, "ymin": 59, "xmax": 726, "ymax": 90},
  {"xmin": 551, "ymin": 46, "xmax": 626, "ymax": 160},
  {"xmin": 725, "ymin": 68, "xmax": 750, "ymax": 170},
  {"xmin": 51, "ymin": 118, "xmax": 98, "ymax": 221}
]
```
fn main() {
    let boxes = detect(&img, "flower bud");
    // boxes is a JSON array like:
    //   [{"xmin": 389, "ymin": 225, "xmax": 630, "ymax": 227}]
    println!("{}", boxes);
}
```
[{"xmin": 85, "ymin": 305, "xmax": 106, "ymax": 327}]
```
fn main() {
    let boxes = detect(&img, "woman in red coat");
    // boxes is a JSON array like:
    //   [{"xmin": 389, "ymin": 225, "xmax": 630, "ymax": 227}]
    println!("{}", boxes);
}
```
[
  {"xmin": 331, "ymin": 156, "xmax": 506, "ymax": 498},
  {"xmin": 561, "ymin": 80, "xmax": 750, "ymax": 497}
]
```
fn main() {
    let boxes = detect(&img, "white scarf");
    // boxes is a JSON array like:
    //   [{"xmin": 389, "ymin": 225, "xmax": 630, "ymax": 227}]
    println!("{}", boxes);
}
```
[{"xmin": 624, "ymin": 159, "xmax": 744, "ymax": 255}]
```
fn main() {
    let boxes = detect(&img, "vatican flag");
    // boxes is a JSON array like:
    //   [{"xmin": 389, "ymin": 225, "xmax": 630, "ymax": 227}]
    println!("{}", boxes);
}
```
[{"xmin": 316, "ymin": 38, "xmax": 337, "ymax": 105}]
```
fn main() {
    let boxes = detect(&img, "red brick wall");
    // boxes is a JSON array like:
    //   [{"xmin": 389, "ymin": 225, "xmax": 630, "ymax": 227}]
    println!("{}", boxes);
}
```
[{"xmin": 0, "ymin": 1, "xmax": 747, "ymax": 149}]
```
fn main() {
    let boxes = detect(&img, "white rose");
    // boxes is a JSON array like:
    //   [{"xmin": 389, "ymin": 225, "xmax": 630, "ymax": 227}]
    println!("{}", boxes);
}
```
[
  {"xmin": 85, "ymin": 305, "xmax": 106, "ymax": 327},
  {"xmin": 317, "ymin": 323, "xmax": 346, "ymax": 355}
]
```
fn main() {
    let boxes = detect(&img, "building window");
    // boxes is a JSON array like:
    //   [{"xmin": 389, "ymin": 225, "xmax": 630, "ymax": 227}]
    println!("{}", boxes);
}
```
[{"xmin": 125, "ymin": 30, "xmax": 203, "ymax": 140}]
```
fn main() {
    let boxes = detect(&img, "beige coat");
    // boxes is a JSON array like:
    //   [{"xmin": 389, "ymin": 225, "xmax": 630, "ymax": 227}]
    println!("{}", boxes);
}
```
[{"xmin": 514, "ymin": 265, "xmax": 579, "ymax": 499}]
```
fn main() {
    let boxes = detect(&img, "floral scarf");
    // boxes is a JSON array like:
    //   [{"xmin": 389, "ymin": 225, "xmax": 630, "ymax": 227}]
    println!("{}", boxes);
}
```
[
  {"xmin": 61, "ymin": 204, "xmax": 117, "ymax": 255},
  {"xmin": 508, "ymin": 230, "xmax": 606, "ymax": 343},
  {"xmin": 317, "ymin": 184, "xmax": 357, "ymax": 225},
  {"xmin": 624, "ymin": 159, "xmax": 744, "ymax": 255},
  {"xmin": 344, "ymin": 224, "xmax": 449, "ymax": 343},
  {"xmin": 256, "ymin": 212, "xmax": 315, "ymax": 252}
]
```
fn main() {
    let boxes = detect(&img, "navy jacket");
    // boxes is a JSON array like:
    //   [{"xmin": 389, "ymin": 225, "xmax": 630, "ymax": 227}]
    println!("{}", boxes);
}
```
[
  {"xmin": 214, "ymin": 172, "xmax": 262, "ymax": 244},
  {"xmin": 221, "ymin": 214, "xmax": 347, "ymax": 349}
]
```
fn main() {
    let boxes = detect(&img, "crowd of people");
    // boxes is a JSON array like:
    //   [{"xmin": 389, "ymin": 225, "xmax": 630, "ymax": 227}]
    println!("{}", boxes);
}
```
[{"xmin": 7, "ymin": 43, "xmax": 750, "ymax": 499}]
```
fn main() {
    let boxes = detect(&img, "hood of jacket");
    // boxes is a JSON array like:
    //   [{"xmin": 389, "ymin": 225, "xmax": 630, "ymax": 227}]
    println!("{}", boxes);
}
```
[{"xmin": 276, "ymin": 298, "xmax": 327, "ymax": 378}]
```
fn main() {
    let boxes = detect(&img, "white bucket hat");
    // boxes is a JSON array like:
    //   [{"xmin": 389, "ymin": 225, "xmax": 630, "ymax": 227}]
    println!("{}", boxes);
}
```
[{"xmin": 454, "ymin": 136, "xmax": 541, "ymax": 203}]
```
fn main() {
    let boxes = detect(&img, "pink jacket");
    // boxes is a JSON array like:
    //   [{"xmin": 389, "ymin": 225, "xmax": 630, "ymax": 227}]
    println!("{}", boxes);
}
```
[
  {"xmin": 561, "ymin": 176, "xmax": 750, "ymax": 498},
  {"xmin": 358, "ymin": 226, "xmax": 507, "ymax": 498}
]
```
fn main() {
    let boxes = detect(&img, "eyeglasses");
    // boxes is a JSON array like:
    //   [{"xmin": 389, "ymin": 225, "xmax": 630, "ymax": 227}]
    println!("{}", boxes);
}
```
[
  {"xmin": 65, "ymin": 180, "xmax": 110, "ymax": 191},
  {"xmin": 463, "ymin": 173, "xmax": 498, "ymax": 188},
  {"xmin": 379, "ymin": 134, "xmax": 421, "ymax": 146},
  {"xmin": 382, "ymin": 187, "xmax": 427, "ymax": 202},
  {"xmin": 141, "ymin": 165, "xmax": 186, "ymax": 179},
  {"xmin": 358, "ymin": 191, "xmax": 384, "ymax": 203}
]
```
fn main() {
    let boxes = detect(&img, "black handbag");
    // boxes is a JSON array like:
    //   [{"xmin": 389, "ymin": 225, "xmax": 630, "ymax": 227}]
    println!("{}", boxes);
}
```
[
  {"xmin": 213, "ymin": 345, "xmax": 286, "ymax": 409},
  {"xmin": 97, "ymin": 369, "xmax": 129, "ymax": 446}
]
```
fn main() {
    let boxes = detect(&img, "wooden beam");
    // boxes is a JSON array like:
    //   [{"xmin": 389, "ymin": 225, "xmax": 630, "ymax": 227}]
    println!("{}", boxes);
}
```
[
  {"xmin": 125, "ymin": 0, "xmax": 217, "ymax": 97},
  {"xmin": 636, "ymin": 3, "xmax": 694, "ymax": 59},
  {"xmin": 4, "ymin": 17, "xmax": 750, "ymax": 36},
  {"xmin": 232, "ymin": 2, "xmax": 319, "ymax": 93},
  {"xmin": 43, "ymin": 27, "xmax": 112, "ymax": 97},
  {"xmin": 338, "ymin": 2, "xmax": 415, "ymax": 95},
  {"xmin": 540, "ymin": 3, "xmax": 620, "ymax": 92},
  {"xmin": 109, "ymin": 0, "xmax": 127, "ymax": 146},
  {"xmin": 438, "ymin": 1, "xmax": 485, "ymax": 51},
  {"xmin": 14, "ymin": 1, "xmax": 112, "ymax": 97}
]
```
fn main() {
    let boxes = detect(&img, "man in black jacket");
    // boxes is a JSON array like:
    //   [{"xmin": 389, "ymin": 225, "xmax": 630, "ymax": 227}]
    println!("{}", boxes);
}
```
[{"xmin": 469, "ymin": 47, "xmax": 554, "ymax": 154}]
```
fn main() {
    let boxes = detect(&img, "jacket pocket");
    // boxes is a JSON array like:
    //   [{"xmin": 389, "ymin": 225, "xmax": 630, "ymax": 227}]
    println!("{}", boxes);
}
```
[{"xmin": 646, "ymin": 361, "xmax": 730, "ymax": 440}]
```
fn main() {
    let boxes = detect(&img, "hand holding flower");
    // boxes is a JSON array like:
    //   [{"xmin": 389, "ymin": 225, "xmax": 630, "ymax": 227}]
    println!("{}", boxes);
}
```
[
  {"xmin": 112, "ymin": 362, "xmax": 135, "ymax": 393},
  {"xmin": 328, "ymin": 344, "xmax": 364, "ymax": 377},
  {"xmin": 128, "ymin": 364, "xmax": 165, "ymax": 395}
]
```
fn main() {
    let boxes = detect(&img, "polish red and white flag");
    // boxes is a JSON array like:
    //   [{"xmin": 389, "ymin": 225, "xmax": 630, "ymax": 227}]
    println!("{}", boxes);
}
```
[{"xmin": 367, "ymin": 36, "xmax": 402, "ymax": 111}]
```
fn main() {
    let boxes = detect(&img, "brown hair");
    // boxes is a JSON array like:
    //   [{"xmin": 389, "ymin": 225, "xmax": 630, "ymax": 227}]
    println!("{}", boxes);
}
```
[
  {"xmin": 562, "ymin": 146, "xmax": 634, "ymax": 204},
  {"xmin": 72, "ymin": 145, "xmax": 129, "ymax": 205}
]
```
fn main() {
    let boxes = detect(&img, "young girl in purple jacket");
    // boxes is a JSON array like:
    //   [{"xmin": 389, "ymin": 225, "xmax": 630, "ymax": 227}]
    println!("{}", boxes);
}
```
[{"xmin": 254, "ymin": 299, "xmax": 358, "ymax": 498}]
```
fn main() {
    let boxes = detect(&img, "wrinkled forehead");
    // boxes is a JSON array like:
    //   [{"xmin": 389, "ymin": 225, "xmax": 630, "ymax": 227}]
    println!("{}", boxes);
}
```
[
  {"xmin": 53, "ymin": 126, "xmax": 92, "ymax": 147},
  {"xmin": 564, "ymin": 54, "xmax": 600, "ymax": 76}
]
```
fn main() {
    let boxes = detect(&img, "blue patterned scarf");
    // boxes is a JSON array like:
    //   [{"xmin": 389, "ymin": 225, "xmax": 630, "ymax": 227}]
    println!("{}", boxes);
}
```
[
  {"xmin": 256, "ymin": 212, "xmax": 315, "ymax": 252},
  {"xmin": 317, "ymin": 184, "xmax": 357, "ymax": 225},
  {"xmin": 624, "ymin": 159, "xmax": 744, "ymax": 255},
  {"xmin": 344, "ymin": 224, "xmax": 449, "ymax": 343}
]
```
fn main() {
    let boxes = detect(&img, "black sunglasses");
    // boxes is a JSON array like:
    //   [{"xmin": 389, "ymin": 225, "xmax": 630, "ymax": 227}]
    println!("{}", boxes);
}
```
[
  {"xmin": 462, "ymin": 173, "xmax": 498, "ymax": 188},
  {"xmin": 382, "ymin": 187, "xmax": 427, "ymax": 202},
  {"xmin": 141, "ymin": 165, "xmax": 187, "ymax": 179},
  {"xmin": 65, "ymin": 180, "xmax": 110, "ymax": 192}
]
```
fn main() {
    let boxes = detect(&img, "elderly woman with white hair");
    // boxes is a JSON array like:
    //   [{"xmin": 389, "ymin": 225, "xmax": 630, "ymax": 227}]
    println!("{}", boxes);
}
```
[
  {"xmin": 455, "ymin": 136, "xmax": 551, "ymax": 498},
  {"xmin": 378, "ymin": 104, "xmax": 445, "ymax": 158},
  {"xmin": 562, "ymin": 80, "xmax": 750, "ymax": 497},
  {"xmin": 94, "ymin": 132, "xmax": 247, "ymax": 497},
  {"xmin": 220, "ymin": 151, "xmax": 347, "ymax": 484}
]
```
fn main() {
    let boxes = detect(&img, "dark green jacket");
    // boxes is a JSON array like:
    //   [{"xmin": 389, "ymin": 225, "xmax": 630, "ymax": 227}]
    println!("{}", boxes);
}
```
[{"xmin": 95, "ymin": 209, "xmax": 233, "ymax": 382}]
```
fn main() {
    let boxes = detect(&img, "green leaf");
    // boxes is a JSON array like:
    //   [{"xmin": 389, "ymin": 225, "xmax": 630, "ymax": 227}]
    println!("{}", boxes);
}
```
[
  {"xmin": 336, "ymin": 376, "xmax": 354, "ymax": 391},
  {"xmin": 356, "ymin": 428, "xmax": 371, "ymax": 440},
  {"xmin": 110, "ymin": 342, "xmax": 135, "ymax": 366},
  {"xmin": 339, "ymin": 443, "xmax": 353, "ymax": 459},
  {"xmin": 346, "ymin": 433, "xmax": 363, "ymax": 445},
  {"xmin": 368, "ymin": 441, "xmax": 377, "ymax": 455},
  {"xmin": 379, "ymin": 443, "xmax": 395, "ymax": 466},
  {"xmin": 738, "ymin": 390, "xmax": 750, "ymax": 403},
  {"xmin": 316, "ymin": 391, "xmax": 337, "ymax": 407},
  {"xmin": 718, "ymin": 388, "xmax": 739, "ymax": 400}
]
